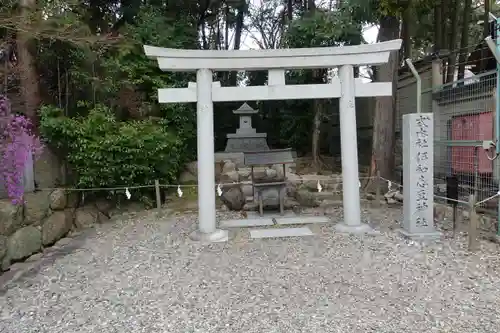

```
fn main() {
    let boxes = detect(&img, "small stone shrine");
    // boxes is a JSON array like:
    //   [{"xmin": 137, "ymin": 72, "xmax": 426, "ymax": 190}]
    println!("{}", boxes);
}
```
[{"xmin": 224, "ymin": 103, "xmax": 269, "ymax": 152}]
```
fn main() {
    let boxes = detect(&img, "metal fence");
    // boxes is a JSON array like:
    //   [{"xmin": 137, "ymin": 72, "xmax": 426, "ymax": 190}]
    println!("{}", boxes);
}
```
[
  {"xmin": 432, "ymin": 71, "xmax": 498, "ymax": 212},
  {"xmin": 396, "ymin": 56, "xmax": 500, "ymax": 235}
]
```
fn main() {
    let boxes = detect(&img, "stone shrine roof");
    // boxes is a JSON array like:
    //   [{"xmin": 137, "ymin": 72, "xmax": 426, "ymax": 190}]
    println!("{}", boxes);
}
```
[{"xmin": 233, "ymin": 102, "xmax": 258, "ymax": 114}]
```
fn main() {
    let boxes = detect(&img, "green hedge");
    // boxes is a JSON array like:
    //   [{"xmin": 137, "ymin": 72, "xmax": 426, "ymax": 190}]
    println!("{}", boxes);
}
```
[{"xmin": 40, "ymin": 104, "xmax": 186, "ymax": 191}]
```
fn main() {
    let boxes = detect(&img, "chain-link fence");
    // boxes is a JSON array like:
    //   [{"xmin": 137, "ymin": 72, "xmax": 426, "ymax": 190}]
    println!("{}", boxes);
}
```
[{"xmin": 433, "ymin": 70, "xmax": 497, "ymax": 209}]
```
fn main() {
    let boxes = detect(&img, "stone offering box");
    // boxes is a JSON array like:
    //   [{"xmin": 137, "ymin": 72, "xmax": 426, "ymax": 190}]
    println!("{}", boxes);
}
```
[{"xmin": 244, "ymin": 149, "xmax": 294, "ymax": 216}]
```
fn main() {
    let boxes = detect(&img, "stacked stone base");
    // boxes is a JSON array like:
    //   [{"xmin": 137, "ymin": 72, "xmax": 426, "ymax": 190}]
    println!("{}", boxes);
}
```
[
  {"xmin": 179, "ymin": 156, "xmax": 369, "ymax": 213},
  {"xmin": 0, "ymin": 190, "xmax": 112, "ymax": 271}
]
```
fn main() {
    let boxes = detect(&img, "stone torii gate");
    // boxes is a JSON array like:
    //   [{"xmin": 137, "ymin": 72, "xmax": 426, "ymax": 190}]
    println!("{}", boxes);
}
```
[{"xmin": 144, "ymin": 39, "xmax": 402, "ymax": 242}]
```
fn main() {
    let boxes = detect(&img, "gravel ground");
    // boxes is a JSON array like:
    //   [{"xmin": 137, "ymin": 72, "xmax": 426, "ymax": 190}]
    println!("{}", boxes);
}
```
[{"xmin": 1, "ymin": 206, "xmax": 500, "ymax": 333}]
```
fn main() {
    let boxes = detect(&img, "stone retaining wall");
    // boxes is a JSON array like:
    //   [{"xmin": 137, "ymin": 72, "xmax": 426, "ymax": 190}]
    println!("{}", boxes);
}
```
[
  {"xmin": 0, "ymin": 190, "xmax": 110, "ymax": 271},
  {"xmin": 180, "ymin": 158, "xmax": 360, "ymax": 211}
]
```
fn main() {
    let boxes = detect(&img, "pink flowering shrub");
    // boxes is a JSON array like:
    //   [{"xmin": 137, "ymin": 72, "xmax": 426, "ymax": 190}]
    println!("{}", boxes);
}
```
[{"xmin": 0, "ymin": 96, "xmax": 43, "ymax": 204}]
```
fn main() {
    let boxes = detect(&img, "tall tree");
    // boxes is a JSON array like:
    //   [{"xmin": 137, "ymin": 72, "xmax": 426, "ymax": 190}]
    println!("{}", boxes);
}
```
[
  {"xmin": 17, "ymin": 0, "xmax": 41, "ymax": 127},
  {"xmin": 229, "ymin": 1, "xmax": 246, "ymax": 85},
  {"xmin": 445, "ymin": 0, "xmax": 461, "ymax": 83},
  {"xmin": 457, "ymin": 0, "xmax": 473, "ymax": 80},
  {"xmin": 401, "ymin": 0, "xmax": 412, "ymax": 59},
  {"xmin": 481, "ymin": 0, "xmax": 491, "ymax": 72},
  {"xmin": 369, "ymin": 14, "xmax": 400, "ymax": 181},
  {"xmin": 434, "ymin": 1, "xmax": 443, "ymax": 52}
]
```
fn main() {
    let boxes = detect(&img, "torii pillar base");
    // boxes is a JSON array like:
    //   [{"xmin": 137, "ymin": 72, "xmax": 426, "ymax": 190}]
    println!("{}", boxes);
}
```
[{"xmin": 189, "ymin": 229, "xmax": 229, "ymax": 243}]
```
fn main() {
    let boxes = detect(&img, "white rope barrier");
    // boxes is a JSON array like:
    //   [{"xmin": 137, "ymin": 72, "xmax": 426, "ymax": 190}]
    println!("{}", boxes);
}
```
[{"xmin": 30, "ymin": 174, "xmax": 500, "ymax": 208}]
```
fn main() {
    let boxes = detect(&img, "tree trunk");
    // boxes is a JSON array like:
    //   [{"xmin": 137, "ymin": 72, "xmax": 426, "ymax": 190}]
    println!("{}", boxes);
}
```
[
  {"xmin": 233, "ymin": 8, "xmax": 244, "ymax": 51},
  {"xmin": 457, "ymin": 0, "xmax": 472, "ymax": 81},
  {"xmin": 229, "ymin": 6, "xmax": 244, "ymax": 86},
  {"xmin": 306, "ymin": 0, "xmax": 315, "ymax": 11},
  {"xmin": 198, "ymin": 0, "xmax": 210, "ymax": 50},
  {"xmin": 17, "ymin": 0, "xmax": 41, "ymax": 128},
  {"xmin": 401, "ymin": 2, "xmax": 412, "ymax": 60},
  {"xmin": 369, "ymin": 15, "xmax": 400, "ymax": 182},
  {"xmin": 434, "ymin": 1, "xmax": 442, "ymax": 52},
  {"xmin": 305, "ymin": 0, "xmax": 322, "ymax": 171},
  {"xmin": 311, "ymin": 99, "xmax": 323, "ymax": 170},
  {"xmin": 287, "ymin": 0, "xmax": 293, "ymax": 20},
  {"xmin": 440, "ymin": 0, "xmax": 448, "ymax": 47},
  {"xmin": 481, "ymin": 0, "xmax": 491, "ymax": 72},
  {"xmin": 224, "ymin": 4, "xmax": 229, "ymax": 50},
  {"xmin": 439, "ymin": 0, "xmax": 449, "ymax": 81},
  {"xmin": 445, "ymin": 0, "xmax": 460, "ymax": 83}
]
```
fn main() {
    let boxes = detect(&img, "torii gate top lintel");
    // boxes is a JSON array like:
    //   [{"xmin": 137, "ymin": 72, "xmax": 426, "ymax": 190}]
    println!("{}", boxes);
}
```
[{"xmin": 144, "ymin": 39, "xmax": 403, "ymax": 71}]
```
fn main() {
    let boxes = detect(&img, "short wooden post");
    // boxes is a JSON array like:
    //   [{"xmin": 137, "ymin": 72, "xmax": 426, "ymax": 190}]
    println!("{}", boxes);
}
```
[
  {"xmin": 374, "ymin": 170, "xmax": 381, "ymax": 208},
  {"xmin": 155, "ymin": 179, "xmax": 162, "ymax": 210},
  {"xmin": 452, "ymin": 205, "xmax": 458, "ymax": 238},
  {"xmin": 468, "ymin": 194, "xmax": 479, "ymax": 251}
]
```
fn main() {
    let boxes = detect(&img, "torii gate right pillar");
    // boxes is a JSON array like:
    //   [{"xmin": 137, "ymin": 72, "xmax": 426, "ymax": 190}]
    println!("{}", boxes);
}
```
[{"xmin": 335, "ymin": 64, "xmax": 369, "ymax": 233}]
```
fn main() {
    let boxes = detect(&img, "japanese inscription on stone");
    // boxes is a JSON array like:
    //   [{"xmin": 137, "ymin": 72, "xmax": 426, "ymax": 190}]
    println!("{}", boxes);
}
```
[
  {"xmin": 402, "ymin": 113, "xmax": 437, "ymax": 237},
  {"xmin": 414, "ymin": 115, "xmax": 431, "ymax": 227}
]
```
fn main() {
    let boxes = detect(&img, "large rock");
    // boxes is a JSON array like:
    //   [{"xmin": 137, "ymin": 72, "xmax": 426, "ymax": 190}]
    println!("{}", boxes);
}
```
[
  {"xmin": 303, "ymin": 175, "xmax": 339, "ymax": 191},
  {"xmin": 184, "ymin": 160, "xmax": 224, "ymax": 181},
  {"xmin": 242, "ymin": 201, "xmax": 258, "ymax": 211},
  {"xmin": 179, "ymin": 171, "xmax": 197, "ymax": 184},
  {"xmin": 49, "ymin": 189, "xmax": 67, "ymax": 210},
  {"xmin": 284, "ymin": 198, "xmax": 300, "ymax": 210},
  {"xmin": 66, "ymin": 192, "xmax": 80, "ymax": 208},
  {"xmin": 221, "ymin": 187, "xmax": 245, "ymax": 211},
  {"xmin": 271, "ymin": 164, "xmax": 290, "ymax": 180},
  {"xmin": 319, "ymin": 199, "xmax": 342, "ymax": 208},
  {"xmin": 265, "ymin": 168, "xmax": 278, "ymax": 180},
  {"xmin": 241, "ymin": 184, "xmax": 253, "ymax": 198},
  {"xmin": 0, "ymin": 235, "xmax": 7, "ymax": 261},
  {"xmin": 74, "ymin": 206, "xmax": 107, "ymax": 229},
  {"xmin": 238, "ymin": 168, "xmax": 251, "ymax": 179},
  {"xmin": 0, "ymin": 200, "xmax": 23, "ymax": 236},
  {"xmin": 394, "ymin": 192, "xmax": 404, "ymax": 202},
  {"xmin": 251, "ymin": 167, "xmax": 267, "ymax": 181},
  {"xmin": 220, "ymin": 170, "xmax": 239, "ymax": 184},
  {"xmin": 24, "ymin": 191, "xmax": 51, "ymax": 224},
  {"xmin": 33, "ymin": 148, "xmax": 61, "ymax": 188},
  {"xmin": 295, "ymin": 190, "xmax": 320, "ymax": 208},
  {"xmin": 222, "ymin": 160, "xmax": 236, "ymax": 174},
  {"xmin": 6, "ymin": 226, "xmax": 41, "ymax": 262},
  {"xmin": 185, "ymin": 161, "xmax": 198, "ymax": 176},
  {"xmin": 94, "ymin": 199, "xmax": 113, "ymax": 217},
  {"xmin": 364, "ymin": 177, "xmax": 389, "ymax": 194},
  {"xmin": 215, "ymin": 161, "xmax": 224, "ymax": 180},
  {"xmin": 42, "ymin": 210, "xmax": 73, "ymax": 246},
  {"xmin": 286, "ymin": 183, "xmax": 298, "ymax": 198}
]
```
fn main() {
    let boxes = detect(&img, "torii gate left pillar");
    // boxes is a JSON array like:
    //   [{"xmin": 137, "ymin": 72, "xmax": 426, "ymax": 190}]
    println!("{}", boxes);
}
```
[
  {"xmin": 193, "ymin": 68, "xmax": 227, "ymax": 241},
  {"xmin": 145, "ymin": 39, "xmax": 402, "ymax": 242}
]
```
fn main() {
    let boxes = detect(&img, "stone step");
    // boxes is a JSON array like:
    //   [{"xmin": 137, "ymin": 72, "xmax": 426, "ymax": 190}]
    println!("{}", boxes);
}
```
[
  {"xmin": 250, "ymin": 227, "xmax": 313, "ymax": 239},
  {"xmin": 275, "ymin": 216, "xmax": 330, "ymax": 225},
  {"xmin": 220, "ymin": 218, "xmax": 274, "ymax": 228}
]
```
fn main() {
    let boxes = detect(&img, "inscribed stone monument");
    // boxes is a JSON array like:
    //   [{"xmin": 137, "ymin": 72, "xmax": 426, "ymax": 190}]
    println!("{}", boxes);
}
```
[
  {"xmin": 400, "ymin": 113, "xmax": 440, "ymax": 240},
  {"xmin": 224, "ymin": 103, "xmax": 269, "ymax": 152}
]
